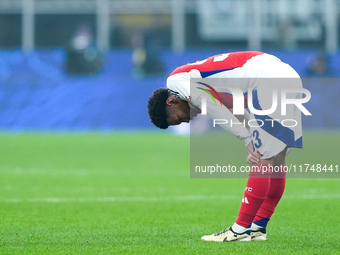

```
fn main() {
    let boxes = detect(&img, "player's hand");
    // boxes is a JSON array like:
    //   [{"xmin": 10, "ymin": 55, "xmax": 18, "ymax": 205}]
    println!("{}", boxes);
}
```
[{"xmin": 246, "ymin": 142, "xmax": 260, "ymax": 165}]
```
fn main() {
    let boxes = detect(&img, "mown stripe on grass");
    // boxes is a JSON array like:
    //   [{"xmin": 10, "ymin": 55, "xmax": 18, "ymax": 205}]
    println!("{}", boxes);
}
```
[{"xmin": 1, "ymin": 193, "xmax": 339, "ymax": 203}]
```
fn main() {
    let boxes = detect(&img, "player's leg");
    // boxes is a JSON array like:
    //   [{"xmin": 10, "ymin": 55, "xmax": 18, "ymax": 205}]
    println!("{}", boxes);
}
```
[
  {"xmin": 233, "ymin": 161, "xmax": 273, "ymax": 230},
  {"xmin": 251, "ymin": 149, "xmax": 287, "ymax": 241},
  {"xmin": 201, "ymin": 159, "xmax": 275, "ymax": 242}
]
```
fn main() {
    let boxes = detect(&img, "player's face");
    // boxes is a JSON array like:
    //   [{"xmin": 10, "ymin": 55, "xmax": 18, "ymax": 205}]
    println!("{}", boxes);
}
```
[{"xmin": 166, "ymin": 96, "xmax": 199, "ymax": 126}]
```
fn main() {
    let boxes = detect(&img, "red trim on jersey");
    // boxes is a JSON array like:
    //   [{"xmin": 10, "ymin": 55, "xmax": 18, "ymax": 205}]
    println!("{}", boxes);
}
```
[
  {"xmin": 257, "ymin": 151, "xmax": 264, "ymax": 158},
  {"xmin": 169, "ymin": 51, "xmax": 265, "ymax": 76},
  {"xmin": 197, "ymin": 82, "xmax": 223, "ymax": 106}
]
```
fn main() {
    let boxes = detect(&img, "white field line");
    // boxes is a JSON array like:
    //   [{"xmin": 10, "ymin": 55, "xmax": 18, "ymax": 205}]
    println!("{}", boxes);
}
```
[{"xmin": 1, "ymin": 193, "xmax": 340, "ymax": 203}]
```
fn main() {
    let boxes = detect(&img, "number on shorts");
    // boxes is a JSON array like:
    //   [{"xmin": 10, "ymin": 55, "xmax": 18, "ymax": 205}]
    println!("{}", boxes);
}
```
[{"xmin": 252, "ymin": 130, "xmax": 262, "ymax": 148}]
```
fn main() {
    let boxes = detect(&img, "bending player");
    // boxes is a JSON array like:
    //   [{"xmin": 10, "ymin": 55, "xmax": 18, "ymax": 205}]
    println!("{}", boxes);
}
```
[{"xmin": 147, "ymin": 51, "xmax": 304, "ymax": 242}]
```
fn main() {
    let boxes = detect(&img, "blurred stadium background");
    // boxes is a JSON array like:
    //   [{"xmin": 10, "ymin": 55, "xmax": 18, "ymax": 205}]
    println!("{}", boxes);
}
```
[
  {"xmin": 0, "ymin": 0, "xmax": 339, "ymax": 131},
  {"xmin": 1, "ymin": 1, "xmax": 340, "ymax": 254}
]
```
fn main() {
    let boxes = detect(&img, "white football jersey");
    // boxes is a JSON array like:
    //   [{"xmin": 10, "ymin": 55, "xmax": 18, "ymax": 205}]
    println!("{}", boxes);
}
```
[{"xmin": 166, "ymin": 51, "xmax": 303, "ymax": 155}]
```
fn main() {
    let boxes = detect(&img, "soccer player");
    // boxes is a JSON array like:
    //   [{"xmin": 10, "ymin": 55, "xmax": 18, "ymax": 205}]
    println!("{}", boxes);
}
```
[{"xmin": 147, "ymin": 51, "xmax": 303, "ymax": 242}]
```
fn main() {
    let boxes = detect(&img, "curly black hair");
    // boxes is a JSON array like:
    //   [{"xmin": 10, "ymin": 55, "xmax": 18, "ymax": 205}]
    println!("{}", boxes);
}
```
[{"xmin": 147, "ymin": 88, "xmax": 170, "ymax": 129}]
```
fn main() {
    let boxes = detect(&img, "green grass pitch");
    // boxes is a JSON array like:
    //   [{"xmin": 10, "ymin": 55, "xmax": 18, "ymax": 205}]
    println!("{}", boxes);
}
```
[{"xmin": 0, "ymin": 132, "xmax": 339, "ymax": 254}]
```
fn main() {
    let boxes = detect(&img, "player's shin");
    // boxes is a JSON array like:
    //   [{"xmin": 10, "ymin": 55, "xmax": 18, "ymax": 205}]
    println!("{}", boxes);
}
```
[
  {"xmin": 252, "ymin": 170, "xmax": 286, "ymax": 229},
  {"xmin": 234, "ymin": 164, "xmax": 272, "ymax": 232}
]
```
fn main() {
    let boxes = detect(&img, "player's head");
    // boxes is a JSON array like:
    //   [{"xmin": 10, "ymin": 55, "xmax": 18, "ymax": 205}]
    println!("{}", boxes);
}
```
[{"xmin": 147, "ymin": 88, "xmax": 192, "ymax": 129}]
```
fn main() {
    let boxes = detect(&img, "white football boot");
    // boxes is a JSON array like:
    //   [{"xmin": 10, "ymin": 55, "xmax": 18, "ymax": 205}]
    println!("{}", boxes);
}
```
[
  {"xmin": 201, "ymin": 227, "xmax": 251, "ymax": 242},
  {"xmin": 251, "ymin": 228, "xmax": 267, "ymax": 241}
]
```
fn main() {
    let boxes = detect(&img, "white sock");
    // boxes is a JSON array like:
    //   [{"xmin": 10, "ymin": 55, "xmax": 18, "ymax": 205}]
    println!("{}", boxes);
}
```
[
  {"xmin": 231, "ymin": 223, "xmax": 249, "ymax": 234},
  {"xmin": 250, "ymin": 222, "xmax": 263, "ymax": 231}
]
